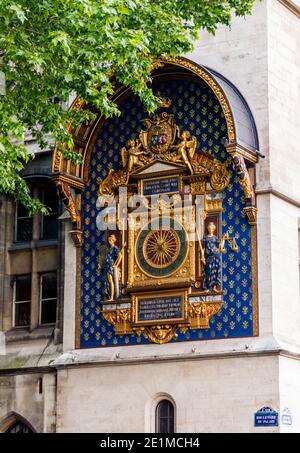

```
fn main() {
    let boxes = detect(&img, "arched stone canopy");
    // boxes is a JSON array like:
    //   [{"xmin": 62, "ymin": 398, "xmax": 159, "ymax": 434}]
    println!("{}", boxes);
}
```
[
  {"xmin": 52, "ymin": 56, "xmax": 260, "ymax": 246},
  {"xmin": 206, "ymin": 66, "xmax": 259, "ymax": 155}
]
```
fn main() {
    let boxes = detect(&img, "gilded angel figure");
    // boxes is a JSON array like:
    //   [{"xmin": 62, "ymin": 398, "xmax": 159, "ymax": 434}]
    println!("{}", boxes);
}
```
[
  {"xmin": 121, "ymin": 139, "xmax": 149, "ymax": 182},
  {"xmin": 173, "ymin": 130, "xmax": 197, "ymax": 174}
]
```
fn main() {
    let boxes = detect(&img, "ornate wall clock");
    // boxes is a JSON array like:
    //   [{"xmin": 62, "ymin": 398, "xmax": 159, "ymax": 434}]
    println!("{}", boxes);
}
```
[
  {"xmin": 93, "ymin": 101, "xmax": 241, "ymax": 344},
  {"xmin": 52, "ymin": 58, "xmax": 259, "ymax": 349},
  {"xmin": 66, "ymin": 72, "xmax": 258, "ymax": 347}
]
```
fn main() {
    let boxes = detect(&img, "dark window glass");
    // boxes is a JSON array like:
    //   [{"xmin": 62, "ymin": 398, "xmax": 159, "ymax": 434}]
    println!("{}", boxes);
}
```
[
  {"xmin": 17, "ymin": 204, "xmax": 30, "ymax": 218},
  {"xmin": 41, "ymin": 272, "xmax": 57, "ymax": 299},
  {"xmin": 40, "ymin": 272, "xmax": 57, "ymax": 325},
  {"xmin": 15, "ymin": 275, "xmax": 31, "ymax": 301},
  {"xmin": 41, "ymin": 188, "xmax": 59, "ymax": 240},
  {"xmin": 15, "ymin": 204, "xmax": 33, "ymax": 242},
  {"xmin": 14, "ymin": 275, "xmax": 31, "ymax": 327},
  {"xmin": 40, "ymin": 299, "xmax": 57, "ymax": 325},
  {"xmin": 5, "ymin": 421, "xmax": 33, "ymax": 433},
  {"xmin": 156, "ymin": 400, "xmax": 175, "ymax": 433},
  {"xmin": 14, "ymin": 303, "xmax": 31, "ymax": 327}
]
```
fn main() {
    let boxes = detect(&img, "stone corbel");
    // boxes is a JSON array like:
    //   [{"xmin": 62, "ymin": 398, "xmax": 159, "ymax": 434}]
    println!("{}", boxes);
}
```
[
  {"xmin": 102, "ymin": 307, "xmax": 133, "ymax": 335},
  {"xmin": 242, "ymin": 206, "xmax": 258, "ymax": 226},
  {"xmin": 189, "ymin": 302, "xmax": 223, "ymax": 330}
]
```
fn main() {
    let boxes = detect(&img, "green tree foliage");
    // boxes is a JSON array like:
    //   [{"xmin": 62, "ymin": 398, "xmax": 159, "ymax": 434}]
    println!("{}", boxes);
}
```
[{"xmin": 0, "ymin": 0, "xmax": 255, "ymax": 214}]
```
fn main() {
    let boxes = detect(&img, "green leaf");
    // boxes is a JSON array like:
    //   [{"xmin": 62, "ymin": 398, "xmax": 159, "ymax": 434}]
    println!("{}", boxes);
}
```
[{"xmin": 0, "ymin": 0, "xmax": 255, "ymax": 214}]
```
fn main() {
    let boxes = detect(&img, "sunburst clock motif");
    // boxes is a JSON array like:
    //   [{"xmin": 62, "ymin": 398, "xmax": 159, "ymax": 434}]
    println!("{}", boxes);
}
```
[
  {"xmin": 143, "ymin": 229, "xmax": 180, "ymax": 268},
  {"xmin": 136, "ymin": 218, "xmax": 188, "ymax": 278}
]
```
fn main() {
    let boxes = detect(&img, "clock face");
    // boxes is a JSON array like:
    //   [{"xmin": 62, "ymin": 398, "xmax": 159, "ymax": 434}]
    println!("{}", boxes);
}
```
[{"xmin": 135, "ymin": 218, "xmax": 188, "ymax": 278}]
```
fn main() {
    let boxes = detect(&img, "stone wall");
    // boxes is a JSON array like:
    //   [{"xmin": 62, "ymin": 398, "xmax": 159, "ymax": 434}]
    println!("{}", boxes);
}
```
[
  {"xmin": 267, "ymin": 0, "xmax": 300, "ymax": 345},
  {"xmin": 56, "ymin": 355, "xmax": 280, "ymax": 433},
  {"xmin": 0, "ymin": 371, "xmax": 56, "ymax": 433}
]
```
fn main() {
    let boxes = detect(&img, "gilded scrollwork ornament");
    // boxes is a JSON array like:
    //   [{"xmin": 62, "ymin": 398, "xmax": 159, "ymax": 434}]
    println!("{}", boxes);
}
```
[
  {"xmin": 102, "ymin": 308, "xmax": 133, "ymax": 335},
  {"xmin": 98, "ymin": 168, "xmax": 128, "ymax": 196},
  {"xmin": 191, "ymin": 153, "xmax": 231, "ymax": 191},
  {"xmin": 143, "ymin": 325, "xmax": 178, "ymax": 345},
  {"xmin": 189, "ymin": 302, "xmax": 223, "ymax": 330},
  {"xmin": 210, "ymin": 161, "xmax": 231, "ymax": 191}
]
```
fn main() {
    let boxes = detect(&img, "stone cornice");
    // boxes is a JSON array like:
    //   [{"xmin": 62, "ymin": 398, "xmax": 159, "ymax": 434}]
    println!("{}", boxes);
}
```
[
  {"xmin": 278, "ymin": 0, "xmax": 300, "ymax": 18},
  {"xmin": 39, "ymin": 348, "xmax": 300, "ymax": 371},
  {"xmin": 2, "ymin": 348, "xmax": 300, "ymax": 375},
  {"xmin": 48, "ymin": 349, "xmax": 300, "ymax": 371},
  {"xmin": 256, "ymin": 186, "xmax": 300, "ymax": 208},
  {"xmin": 0, "ymin": 366, "xmax": 56, "ymax": 376}
]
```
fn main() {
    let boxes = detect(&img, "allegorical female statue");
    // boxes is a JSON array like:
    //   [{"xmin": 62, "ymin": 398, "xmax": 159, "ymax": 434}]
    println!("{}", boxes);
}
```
[
  {"xmin": 200, "ymin": 222, "xmax": 227, "ymax": 292},
  {"xmin": 98, "ymin": 234, "xmax": 122, "ymax": 302}
]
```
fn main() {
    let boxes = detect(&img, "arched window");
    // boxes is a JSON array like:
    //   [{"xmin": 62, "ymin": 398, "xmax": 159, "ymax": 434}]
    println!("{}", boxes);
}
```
[
  {"xmin": 5, "ymin": 420, "xmax": 34, "ymax": 433},
  {"xmin": 155, "ymin": 399, "xmax": 175, "ymax": 433},
  {"xmin": 0, "ymin": 412, "xmax": 36, "ymax": 433}
]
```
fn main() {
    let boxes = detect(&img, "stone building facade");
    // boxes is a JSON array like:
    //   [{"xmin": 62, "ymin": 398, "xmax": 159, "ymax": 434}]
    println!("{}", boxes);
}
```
[{"xmin": 0, "ymin": 0, "xmax": 300, "ymax": 433}]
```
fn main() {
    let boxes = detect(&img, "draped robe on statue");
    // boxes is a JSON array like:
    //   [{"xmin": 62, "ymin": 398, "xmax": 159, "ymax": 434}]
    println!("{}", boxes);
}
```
[
  {"xmin": 102, "ymin": 245, "xmax": 121, "ymax": 300},
  {"xmin": 202, "ymin": 235, "xmax": 221, "ymax": 291}
]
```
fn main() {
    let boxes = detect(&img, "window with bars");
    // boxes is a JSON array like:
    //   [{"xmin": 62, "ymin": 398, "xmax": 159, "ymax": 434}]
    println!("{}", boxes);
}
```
[
  {"xmin": 155, "ymin": 399, "xmax": 175, "ymax": 433},
  {"xmin": 13, "ymin": 275, "xmax": 31, "ymax": 327},
  {"xmin": 39, "ymin": 272, "xmax": 57, "ymax": 325}
]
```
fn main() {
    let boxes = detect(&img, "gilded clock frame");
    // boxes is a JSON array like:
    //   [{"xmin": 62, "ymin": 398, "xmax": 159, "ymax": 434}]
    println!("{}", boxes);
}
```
[{"xmin": 127, "ymin": 210, "xmax": 196, "ymax": 290}]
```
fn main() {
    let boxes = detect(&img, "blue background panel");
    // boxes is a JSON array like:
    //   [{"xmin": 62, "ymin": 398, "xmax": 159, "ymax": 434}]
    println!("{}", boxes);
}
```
[{"xmin": 80, "ymin": 78, "xmax": 254, "ymax": 348}]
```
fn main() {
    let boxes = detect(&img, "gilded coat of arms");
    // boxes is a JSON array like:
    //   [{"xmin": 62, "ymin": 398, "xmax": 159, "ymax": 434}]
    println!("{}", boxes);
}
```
[{"xmin": 139, "ymin": 112, "xmax": 178, "ymax": 154}]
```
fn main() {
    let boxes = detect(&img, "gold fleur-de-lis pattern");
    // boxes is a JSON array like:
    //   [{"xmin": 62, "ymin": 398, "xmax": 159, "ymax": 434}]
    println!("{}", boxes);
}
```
[{"xmin": 80, "ymin": 78, "xmax": 255, "ymax": 347}]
